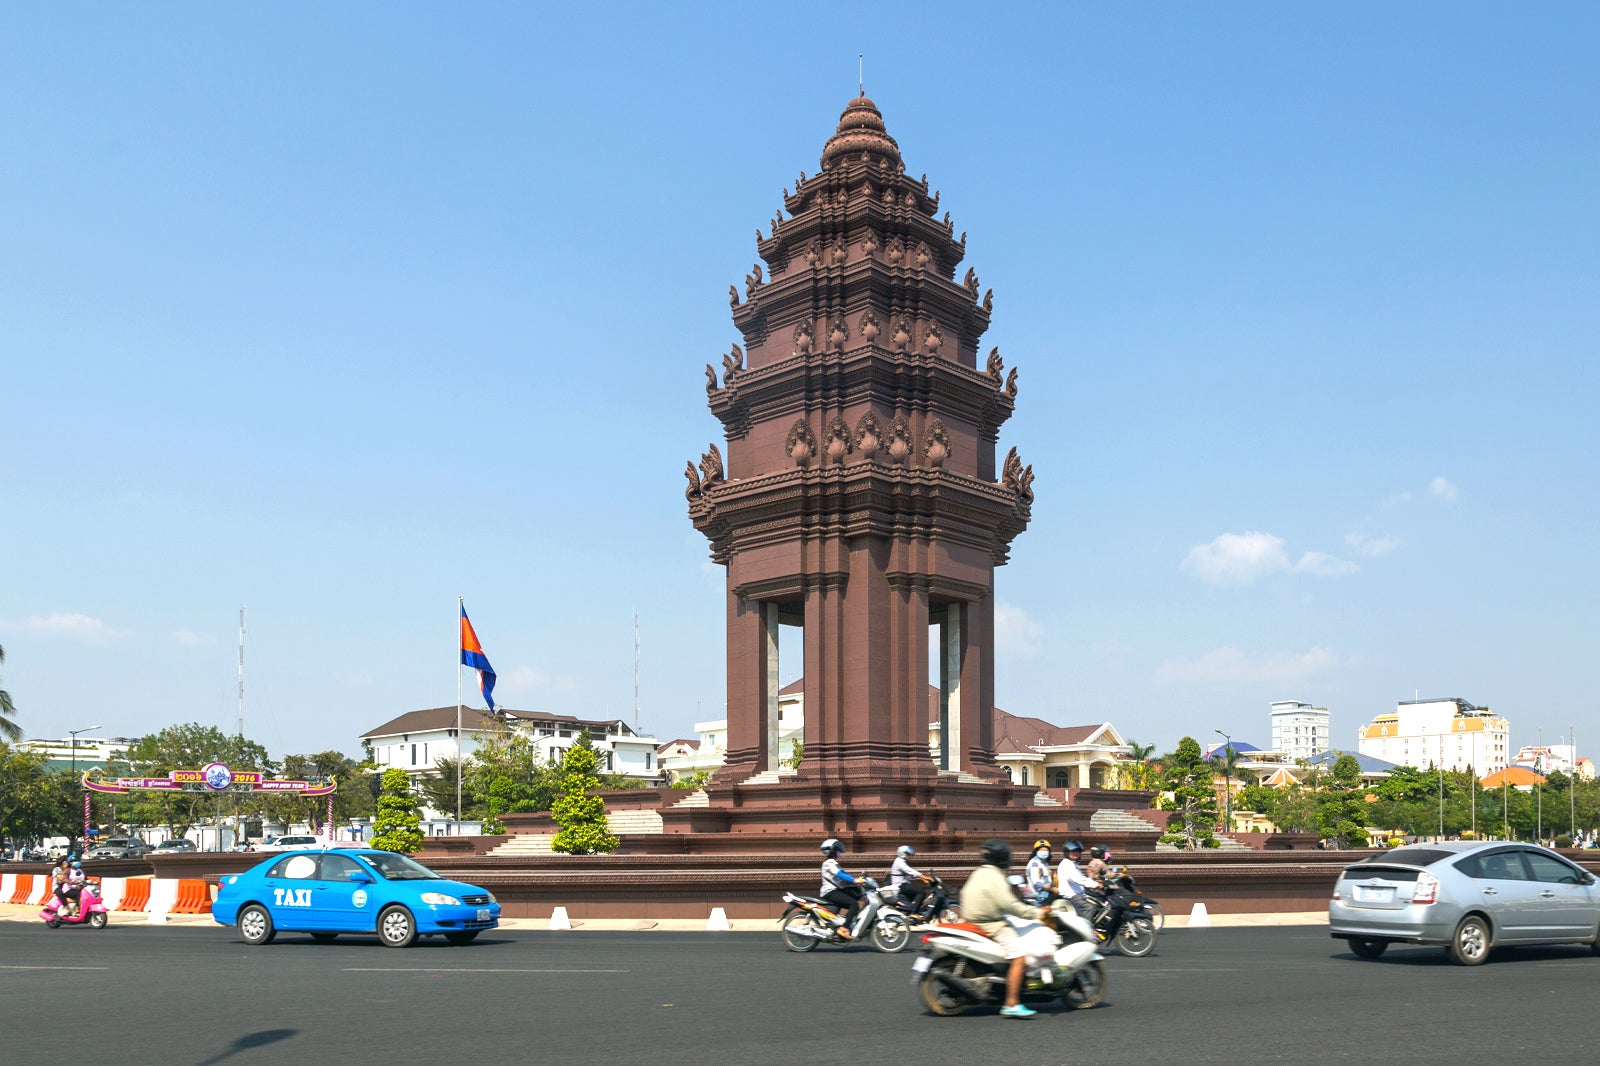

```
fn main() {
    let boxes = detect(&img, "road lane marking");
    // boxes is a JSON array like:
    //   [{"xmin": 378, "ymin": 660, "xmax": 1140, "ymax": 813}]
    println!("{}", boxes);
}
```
[
  {"xmin": 0, "ymin": 965, "xmax": 110, "ymax": 971},
  {"xmin": 342, "ymin": 967, "xmax": 629, "ymax": 974}
]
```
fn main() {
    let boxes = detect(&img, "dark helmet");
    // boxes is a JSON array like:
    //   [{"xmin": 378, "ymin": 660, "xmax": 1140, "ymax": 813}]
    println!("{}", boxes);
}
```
[
  {"xmin": 1088, "ymin": 845, "xmax": 1106, "ymax": 860},
  {"xmin": 820, "ymin": 837, "xmax": 844, "ymax": 857},
  {"xmin": 979, "ymin": 838, "xmax": 1013, "ymax": 870},
  {"xmin": 1064, "ymin": 840, "xmax": 1084, "ymax": 855}
]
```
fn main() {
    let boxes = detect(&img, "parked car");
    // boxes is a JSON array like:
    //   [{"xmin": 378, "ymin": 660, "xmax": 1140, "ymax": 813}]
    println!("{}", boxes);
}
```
[
  {"xmin": 85, "ymin": 837, "xmax": 149, "ymax": 860},
  {"xmin": 148, "ymin": 839, "xmax": 199, "ymax": 856},
  {"xmin": 213, "ymin": 848, "xmax": 500, "ymax": 947},
  {"xmin": 257, "ymin": 835, "xmax": 323, "ymax": 852},
  {"xmin": 1329, "ymin": 840, "xmax": 1600, "ymax": 964}
]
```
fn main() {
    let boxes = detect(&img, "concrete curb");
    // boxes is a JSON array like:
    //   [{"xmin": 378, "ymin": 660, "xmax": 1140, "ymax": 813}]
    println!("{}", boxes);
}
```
[{"xmin": 0, "ymin": 901, "xmax": 1328, "ymax": 931}]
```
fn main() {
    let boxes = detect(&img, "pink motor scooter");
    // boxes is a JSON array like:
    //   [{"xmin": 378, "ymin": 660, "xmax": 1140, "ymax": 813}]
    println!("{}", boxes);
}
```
[{"xmin": 41, "ymin": 880, "xmax": 109, "ymax": 929}]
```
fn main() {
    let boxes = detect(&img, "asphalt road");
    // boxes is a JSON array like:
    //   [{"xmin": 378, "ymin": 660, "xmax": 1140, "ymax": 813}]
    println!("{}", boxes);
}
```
[{"xmin": 4, "ymin": 921, "xmax": 1595, "ymax": 1064}]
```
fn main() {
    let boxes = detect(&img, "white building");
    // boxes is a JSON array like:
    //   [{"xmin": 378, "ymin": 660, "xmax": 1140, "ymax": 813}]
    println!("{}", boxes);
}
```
[
  {"xmin": 1269, "ymin": 701, "xmax": 1330, "ymax": 763},
  {"xmin": 1513, "ymin": 744, "xmax": 1581, "ymax": 778},
  {"xmin": 18, "ymin": 736, "xmax": 138, "ymax": 774},
  {"xmin": 657, "ymin": 683, "xmax": 805, "ymax": 784},
  {"xmin": 360, "ymin": 706, "xmax": 661, "ymax": 818},
  {"xmin": 1357, "ymin": 697, "xmax": 1509, "ymax": 774}
]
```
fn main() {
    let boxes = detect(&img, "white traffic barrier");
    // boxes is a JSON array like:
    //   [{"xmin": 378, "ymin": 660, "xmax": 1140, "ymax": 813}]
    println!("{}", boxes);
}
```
[
  {"xmin": 1, "ymin": 873, "xmax": 15, "ymax": 903},
  {"xmin": 99, "ymin": 876, "xmax": 126, "ymax": 910},
  {"xmin": 706, "ymin": 907, "xmax": 731, "ymax": 931},
  {"xmin": 146, "ymin": 878, "xmax": 180, "ymax": 924},
  {"xmin": 548, "ymin": 906, "xmax": 572, "ymax": 930},
  {"xmin": 1187, "ymin": 901, "xmax": 1211, "ymax": 928},
  {"xmin": 29, "ymin": 877, "xmax": 53, "ymax": 905}
]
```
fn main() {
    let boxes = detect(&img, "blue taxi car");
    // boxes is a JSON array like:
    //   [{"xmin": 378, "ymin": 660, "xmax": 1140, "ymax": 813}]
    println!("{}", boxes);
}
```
[{"xmin": 212, "ymin": 847, "xmax": 500, "ymax": 947}]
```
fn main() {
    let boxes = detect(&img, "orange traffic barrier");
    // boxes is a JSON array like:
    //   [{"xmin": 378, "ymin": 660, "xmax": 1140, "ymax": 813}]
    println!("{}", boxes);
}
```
[
  {"xmin": 118, "ymin": 877, "xmax": 151, "ymax": 912},
  {"xmin": 9, "ymin": 874, "xmax": 34, "ymax": 904},
  {"xmin": 172, "ymin": 878, "xmax": 212, "ymax": 915}
]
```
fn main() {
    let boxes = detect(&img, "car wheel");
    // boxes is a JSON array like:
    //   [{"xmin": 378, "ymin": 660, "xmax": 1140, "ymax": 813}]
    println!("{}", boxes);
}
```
[
  {"xmin": 1349, "ymin": 938, "xmax": 1387, "ymax": 959},
  {"xmin": 444, "ymin": 931, "xmax": 480, "ymax": 945},
  {"xmin": 238, "ymin": 904, "xmax": 276, "ymax": 946},
  {"xmin": 378, "ymin": 905, "xmax": 417, "ymax": 948},
  {"xmin": 310, "ymin": 932, "xmax": 339, "ymax": 943},
  {"xmin": 89, "ymin": 912, "xmax": 108, "ymax": 930},
  {"xmin": 1450, "ymin": 914, "xmax": 1491, "ymax": 965}
]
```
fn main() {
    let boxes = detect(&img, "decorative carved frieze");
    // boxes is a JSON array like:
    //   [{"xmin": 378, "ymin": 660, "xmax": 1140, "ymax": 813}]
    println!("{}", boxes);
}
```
[
  {"xmin": 826, "ymin": 313, "xmax": 849, "ymax": 352},
  {"xmin": 921, "ymin": 320, "xmax": 944, "ymax": 355},
  {"xmin": 794, "ymin": 320, "xmax": 815, "ymax": 356}
]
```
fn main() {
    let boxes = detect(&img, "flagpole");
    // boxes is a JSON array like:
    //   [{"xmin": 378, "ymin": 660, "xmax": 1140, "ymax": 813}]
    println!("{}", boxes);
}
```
[{"xmin": 456, "ymin": 596, "xmax": 463, "ymax": 837}]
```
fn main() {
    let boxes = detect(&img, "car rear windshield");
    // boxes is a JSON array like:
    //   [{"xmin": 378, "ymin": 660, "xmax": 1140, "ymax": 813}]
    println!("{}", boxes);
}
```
[{"xmin": 1361, "ymin": 846, "xmax": 1455, "ymax": 868}]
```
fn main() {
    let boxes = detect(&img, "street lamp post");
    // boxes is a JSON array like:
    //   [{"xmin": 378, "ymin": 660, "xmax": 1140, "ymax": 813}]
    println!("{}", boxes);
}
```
[
  {"xmin": 1215, "ymin": 729, "xmax": 1233, "ymax": 834},
  {"xmin": 68, "ymin": 725, "xmax": 101, "ymax": 849}
]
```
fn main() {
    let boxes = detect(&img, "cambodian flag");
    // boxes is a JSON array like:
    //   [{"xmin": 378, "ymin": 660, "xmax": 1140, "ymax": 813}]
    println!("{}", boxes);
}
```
[{"xmin": 460, "ymin": 603, "xmax": 497, "ymax": 712}]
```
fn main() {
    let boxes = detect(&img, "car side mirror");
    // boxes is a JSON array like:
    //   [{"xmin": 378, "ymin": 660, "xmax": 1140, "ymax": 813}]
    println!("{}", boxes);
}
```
[{"xmin": 347, "ymin": 871, "xmax": 374, "ymax": 884}]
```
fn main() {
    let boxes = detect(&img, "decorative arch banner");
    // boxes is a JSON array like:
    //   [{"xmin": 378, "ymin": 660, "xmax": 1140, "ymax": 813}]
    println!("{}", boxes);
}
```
[{"xmin": 83, "ymin": 766, "xmax": 336, "ymax": 796}]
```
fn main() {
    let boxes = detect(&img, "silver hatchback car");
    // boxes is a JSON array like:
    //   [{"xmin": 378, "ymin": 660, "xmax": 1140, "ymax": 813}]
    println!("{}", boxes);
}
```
[{"xmin": 1329, "ymin": 841, "xmax": 1600, "ymax": 964}]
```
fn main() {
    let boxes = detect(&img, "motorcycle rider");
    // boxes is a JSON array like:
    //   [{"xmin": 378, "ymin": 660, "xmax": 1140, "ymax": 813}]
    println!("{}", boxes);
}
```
[
  {"xmin": 889, "ymin": 845, "xmax": 932, "ymax": 920},
  {"xmin": 63, "ymin": 860, "xmax": 87, "ymax": 917},
  {"xmin": 1085, "ymin": 845, "xmax": 1109, "ymax": 885},
  {"xmin": 1023, "ymin": 840, "xmax": 1053, "ymax": 903},
  {"xmin": 1055, "ymin": 841, "xmax": 1099, "ymax": 917},
  {"xmin": 51, "ymin": 856, "xmax": 71, "ymax": 912},
  {"xmin": 819, "ymin": 838, "xmax": 864, "ymax": 939},
  {"xmin": 959, "ymin": 838, "xmax": 1045, "ymax": 1019}
]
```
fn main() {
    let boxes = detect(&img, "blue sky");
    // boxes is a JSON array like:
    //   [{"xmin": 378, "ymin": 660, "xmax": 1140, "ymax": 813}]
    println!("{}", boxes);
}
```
[{"xmin": 3, "ymin": 3, "xmax": 1595, "ymax": 762}]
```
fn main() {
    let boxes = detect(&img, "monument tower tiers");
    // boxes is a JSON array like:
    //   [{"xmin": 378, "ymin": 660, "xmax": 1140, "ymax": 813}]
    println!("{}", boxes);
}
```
[{"xmin": 683, "ymin": 95, "xmax": 1049, "ymax": 835}]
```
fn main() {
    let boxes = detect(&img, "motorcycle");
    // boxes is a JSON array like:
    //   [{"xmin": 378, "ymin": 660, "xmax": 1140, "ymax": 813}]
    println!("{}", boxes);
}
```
[
  {"xmin": 780, "ymin": 877, "xmax": 914, "ymax": 953},
  {"xmin": 911, "ymin": 905, "xmax": 1108, "ymax": 1016},
  {"xmin": 1080, "ymin": 870, "xmax": 1157, "ymax": 956},
  {"xmin": 41, "ymin": 880, "xmax": 109, "ymax": 930}
]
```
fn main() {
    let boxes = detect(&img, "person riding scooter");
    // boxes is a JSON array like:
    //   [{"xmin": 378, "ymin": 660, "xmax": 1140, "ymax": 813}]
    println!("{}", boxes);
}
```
[
  {"xmin": 819, "ymin": 838, "xmax": 865, "ymax": 939},
  {"xmin": 959, "ymin": 838, "xmax": 1046, "ymax": 1019},
  {"xmin": 889, "ymin": 845, "xmax": 933, "ymax": 920},
  {"xmin": 63, "ymin": 861, "xmax": 87, "ymax": 917},
  {"xmin": 1023, "ymin": 840, "xmax": 1054, "ymax": 904},
  {"xmin": 1055, "ymin": 841, "xmax": 1098, "ymax": 917}
]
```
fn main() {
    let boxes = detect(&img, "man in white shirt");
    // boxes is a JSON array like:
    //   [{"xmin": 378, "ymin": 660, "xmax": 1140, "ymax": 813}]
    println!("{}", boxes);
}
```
[{"xmin": 1055, "ymin": 840, "xmax": 1098, "ymax": 914}]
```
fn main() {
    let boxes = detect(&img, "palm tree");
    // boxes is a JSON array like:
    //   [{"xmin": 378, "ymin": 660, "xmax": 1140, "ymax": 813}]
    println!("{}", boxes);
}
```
[{"xmin": 0, "ymin": 644, "xmax": 19, "ymax": 742}]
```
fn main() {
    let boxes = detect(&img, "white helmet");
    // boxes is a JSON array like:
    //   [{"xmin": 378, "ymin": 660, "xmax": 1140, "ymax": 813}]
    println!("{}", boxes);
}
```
[
  {"xmin": 820, "ymin": 838, "xmax": 843, "ymax": 857},
  {"xmin": 896, "ymin": 845, "xmax": 916, "ymax": 858}
]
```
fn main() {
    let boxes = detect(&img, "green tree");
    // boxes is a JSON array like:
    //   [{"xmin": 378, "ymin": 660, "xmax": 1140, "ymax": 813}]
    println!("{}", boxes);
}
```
[
  {"xmin": 1157, "ymin": 737, "xmax": 1219, "ymax": 849},
  {"xmin": 1115, "ymin": 739, "xmax": 1161, "ymax": 790},
  {"xmin": 0, "ymin": 743, "xmax": 77, "ymax": 844},
  {"xmin": 551, "ymin": 733, "xmax": 619, "ymax": 855},
  {"xmin": 257, "ymin": 751, "xmax": 376, "ymax": 832},
  {"xmin": 1316, "ymin": 753, "xmax": 1370, "ymax": 847},
  {"xmin": 370, "ymin": 768, "xmax": 423, "ymax": 853},
  {"xmin": 0, "ymin": 644, "xmax": 20, "ymax": 742}
]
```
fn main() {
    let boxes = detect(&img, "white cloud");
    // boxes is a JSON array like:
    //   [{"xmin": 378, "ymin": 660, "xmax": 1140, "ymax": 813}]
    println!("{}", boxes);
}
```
[
  {"xmin": 1345, "ymin": 532, "xmax": 1401, "ymax": 557},
  {"xmin": 171, "ymin": 630, "xmax": 217, "ymax": 647},
  {"xmin": 1159, "ymin": 645, "xmax": 1337, "ymax": 686},
  {"xmin": 1292, "ymin": 551, "xmax": 1359, "ymax": 578},
  {"xmin": 994, "ymin": 604, "xmax": 1042, "ymax": 659},
  {"xmin": 22, "ymin": 613, "xmax": 121, "ymax": 643},
  {"xmin": 1429, "ymin": 476, "xmax": 1460, "ymax": 502},
  {"xmin": 1181, "ymin": 532, "xmax": 1290, "ymax": 585}
]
